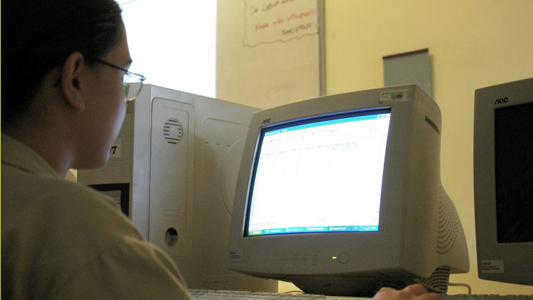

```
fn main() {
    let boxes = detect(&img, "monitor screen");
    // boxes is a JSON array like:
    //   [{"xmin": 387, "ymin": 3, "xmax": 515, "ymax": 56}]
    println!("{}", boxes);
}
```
[
  {"xmin": 495, "ymin": 102, "xmax": 533, "ymax": 244},
  {"xmin": 246, "ymin": 109, "xmax": 391, "ymax": 237}
]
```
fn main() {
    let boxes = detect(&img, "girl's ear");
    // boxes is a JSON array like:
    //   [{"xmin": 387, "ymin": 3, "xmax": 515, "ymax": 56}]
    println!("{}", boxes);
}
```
[{"xmin": 59, "ymin": 52, "xmax": 87, "ymax": 112}]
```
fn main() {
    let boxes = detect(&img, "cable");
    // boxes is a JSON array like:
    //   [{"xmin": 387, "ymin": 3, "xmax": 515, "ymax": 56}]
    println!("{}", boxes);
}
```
[{"xmin": 448, "ymin": 283, "xmax": 472, "ymax": 295}]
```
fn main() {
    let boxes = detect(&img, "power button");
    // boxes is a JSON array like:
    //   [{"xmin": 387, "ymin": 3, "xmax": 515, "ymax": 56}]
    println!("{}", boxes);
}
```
[{"xmin": 339, "ymin": 252, "xmax": 349, "ymax": 264}]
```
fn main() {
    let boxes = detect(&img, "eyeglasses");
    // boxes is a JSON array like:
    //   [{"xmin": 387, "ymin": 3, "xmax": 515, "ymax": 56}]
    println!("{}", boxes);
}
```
[{"xmin": 88, "ymin": 57, "xmax": 146, "ymax": 102}]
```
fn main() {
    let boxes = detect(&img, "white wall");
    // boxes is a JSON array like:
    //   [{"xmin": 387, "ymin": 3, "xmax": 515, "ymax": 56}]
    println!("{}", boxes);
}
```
[{"xmin": 119, "ymin": 0, "xmax": 217, "ymax": 98}]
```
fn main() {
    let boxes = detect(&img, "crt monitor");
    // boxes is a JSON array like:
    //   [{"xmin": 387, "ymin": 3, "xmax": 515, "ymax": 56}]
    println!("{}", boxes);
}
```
[
  {"xmin": 474, "ymin": 77, "xmax": 533, "ymax": 286},
  {"xmin": 228, "ymin": 85, "xmax": 470, "ymax": 296}
]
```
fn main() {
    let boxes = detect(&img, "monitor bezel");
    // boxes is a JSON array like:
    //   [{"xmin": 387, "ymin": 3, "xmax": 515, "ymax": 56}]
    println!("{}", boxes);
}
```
[
  {"xmin": 474, "ymin": 77, "xmax": 533, "ymax": 286},
  {"xmin": 228, "ymin": 85, "xmax": 444, "ymax": 278}
]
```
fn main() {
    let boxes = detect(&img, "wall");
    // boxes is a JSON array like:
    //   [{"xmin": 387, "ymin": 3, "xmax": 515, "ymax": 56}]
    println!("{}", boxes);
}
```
[
  {"xmin": 217, "ymin": 0, "xmax": 533, "ymax": 294},
  {"xmin": 120, "ymin": 0, "xmax": 217, "ymax": 98},
  {"xmin": 324, "ymin": 0, "xmax": 533, "ymax": 295}
]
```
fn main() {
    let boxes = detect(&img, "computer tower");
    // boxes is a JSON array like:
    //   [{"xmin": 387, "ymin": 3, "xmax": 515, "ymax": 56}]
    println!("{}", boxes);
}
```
[{"xmin": 77, "ymin": 85, "xmax": 277, "ymax": 291}]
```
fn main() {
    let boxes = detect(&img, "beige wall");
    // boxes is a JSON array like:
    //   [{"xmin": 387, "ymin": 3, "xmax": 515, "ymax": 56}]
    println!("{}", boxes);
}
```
[
  {"xmin": 217, "ymin": 0, "xmax": 533, "ymax": 295},
  {"xmin": 324, "ymin": 0, "xmax": 533, "ymax": 295}
]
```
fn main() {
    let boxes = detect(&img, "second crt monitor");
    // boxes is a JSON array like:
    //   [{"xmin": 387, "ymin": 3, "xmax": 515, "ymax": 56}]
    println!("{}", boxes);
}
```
[
  {"xmin": 474, "ymin": 77, "xmax": 533, "ymax": 286},
  {"xmin": 228, "ymin": 85, "xmax": 469, "ymax": 296}
]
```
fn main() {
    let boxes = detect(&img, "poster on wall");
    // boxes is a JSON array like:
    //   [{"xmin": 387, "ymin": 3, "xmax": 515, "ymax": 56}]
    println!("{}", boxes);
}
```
[
  {"xmin": 217, "ymin": 0, "xmax": 324, "ymax": 109},
  {"xmin": 243, "ymin": 0, "xmax": 319, "ymax": 47}
]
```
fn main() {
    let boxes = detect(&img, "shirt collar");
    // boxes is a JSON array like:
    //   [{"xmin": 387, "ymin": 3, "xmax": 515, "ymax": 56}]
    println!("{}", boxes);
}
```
[{"xmin": 1, "ymin": 133, "xmax": 60, "ymax": 178}]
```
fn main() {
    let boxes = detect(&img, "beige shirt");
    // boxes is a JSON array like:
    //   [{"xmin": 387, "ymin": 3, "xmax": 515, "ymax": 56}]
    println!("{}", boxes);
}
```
[{"xmin": 1, "ymin": 134, "xmax": 192, "ymax": 300}]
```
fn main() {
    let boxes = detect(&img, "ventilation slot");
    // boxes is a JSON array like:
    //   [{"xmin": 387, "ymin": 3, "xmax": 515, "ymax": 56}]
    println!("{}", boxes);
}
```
[
  {"xmin": 425, "ymin": 116, "xmax": 441, "ymax": 135},
  {"xmin": 418, "ymin": 266, "xmax": 451, "ymax": 294},
  {"xmin": 437, "ymin": 187, "xmax": 458, "ymax": 254},
  {"xmin": 163, "ymin": 118, "xmax": 184, "ymax": 145}
]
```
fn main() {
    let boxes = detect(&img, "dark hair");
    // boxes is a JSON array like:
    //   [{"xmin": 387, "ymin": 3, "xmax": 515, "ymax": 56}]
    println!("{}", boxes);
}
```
[{"xmin": 1, "ymin": 0, "xmax": 123, "ymax": 126}]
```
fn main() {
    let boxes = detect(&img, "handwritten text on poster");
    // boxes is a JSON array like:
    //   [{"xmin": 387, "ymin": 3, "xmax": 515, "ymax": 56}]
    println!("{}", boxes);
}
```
[{"xmin": 244, "ymin": 0, "xmax": 319, "ymax": 47}]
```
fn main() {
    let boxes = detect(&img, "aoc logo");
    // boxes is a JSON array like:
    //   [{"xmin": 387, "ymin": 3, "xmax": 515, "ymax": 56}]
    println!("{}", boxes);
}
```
[
  {"xmin": 262, "ymin": 118, "xmax": 272, "ymax": 125},
  {"xmin": 494, "ymin": 97, "xmax": 509, "ymax": 105}
]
